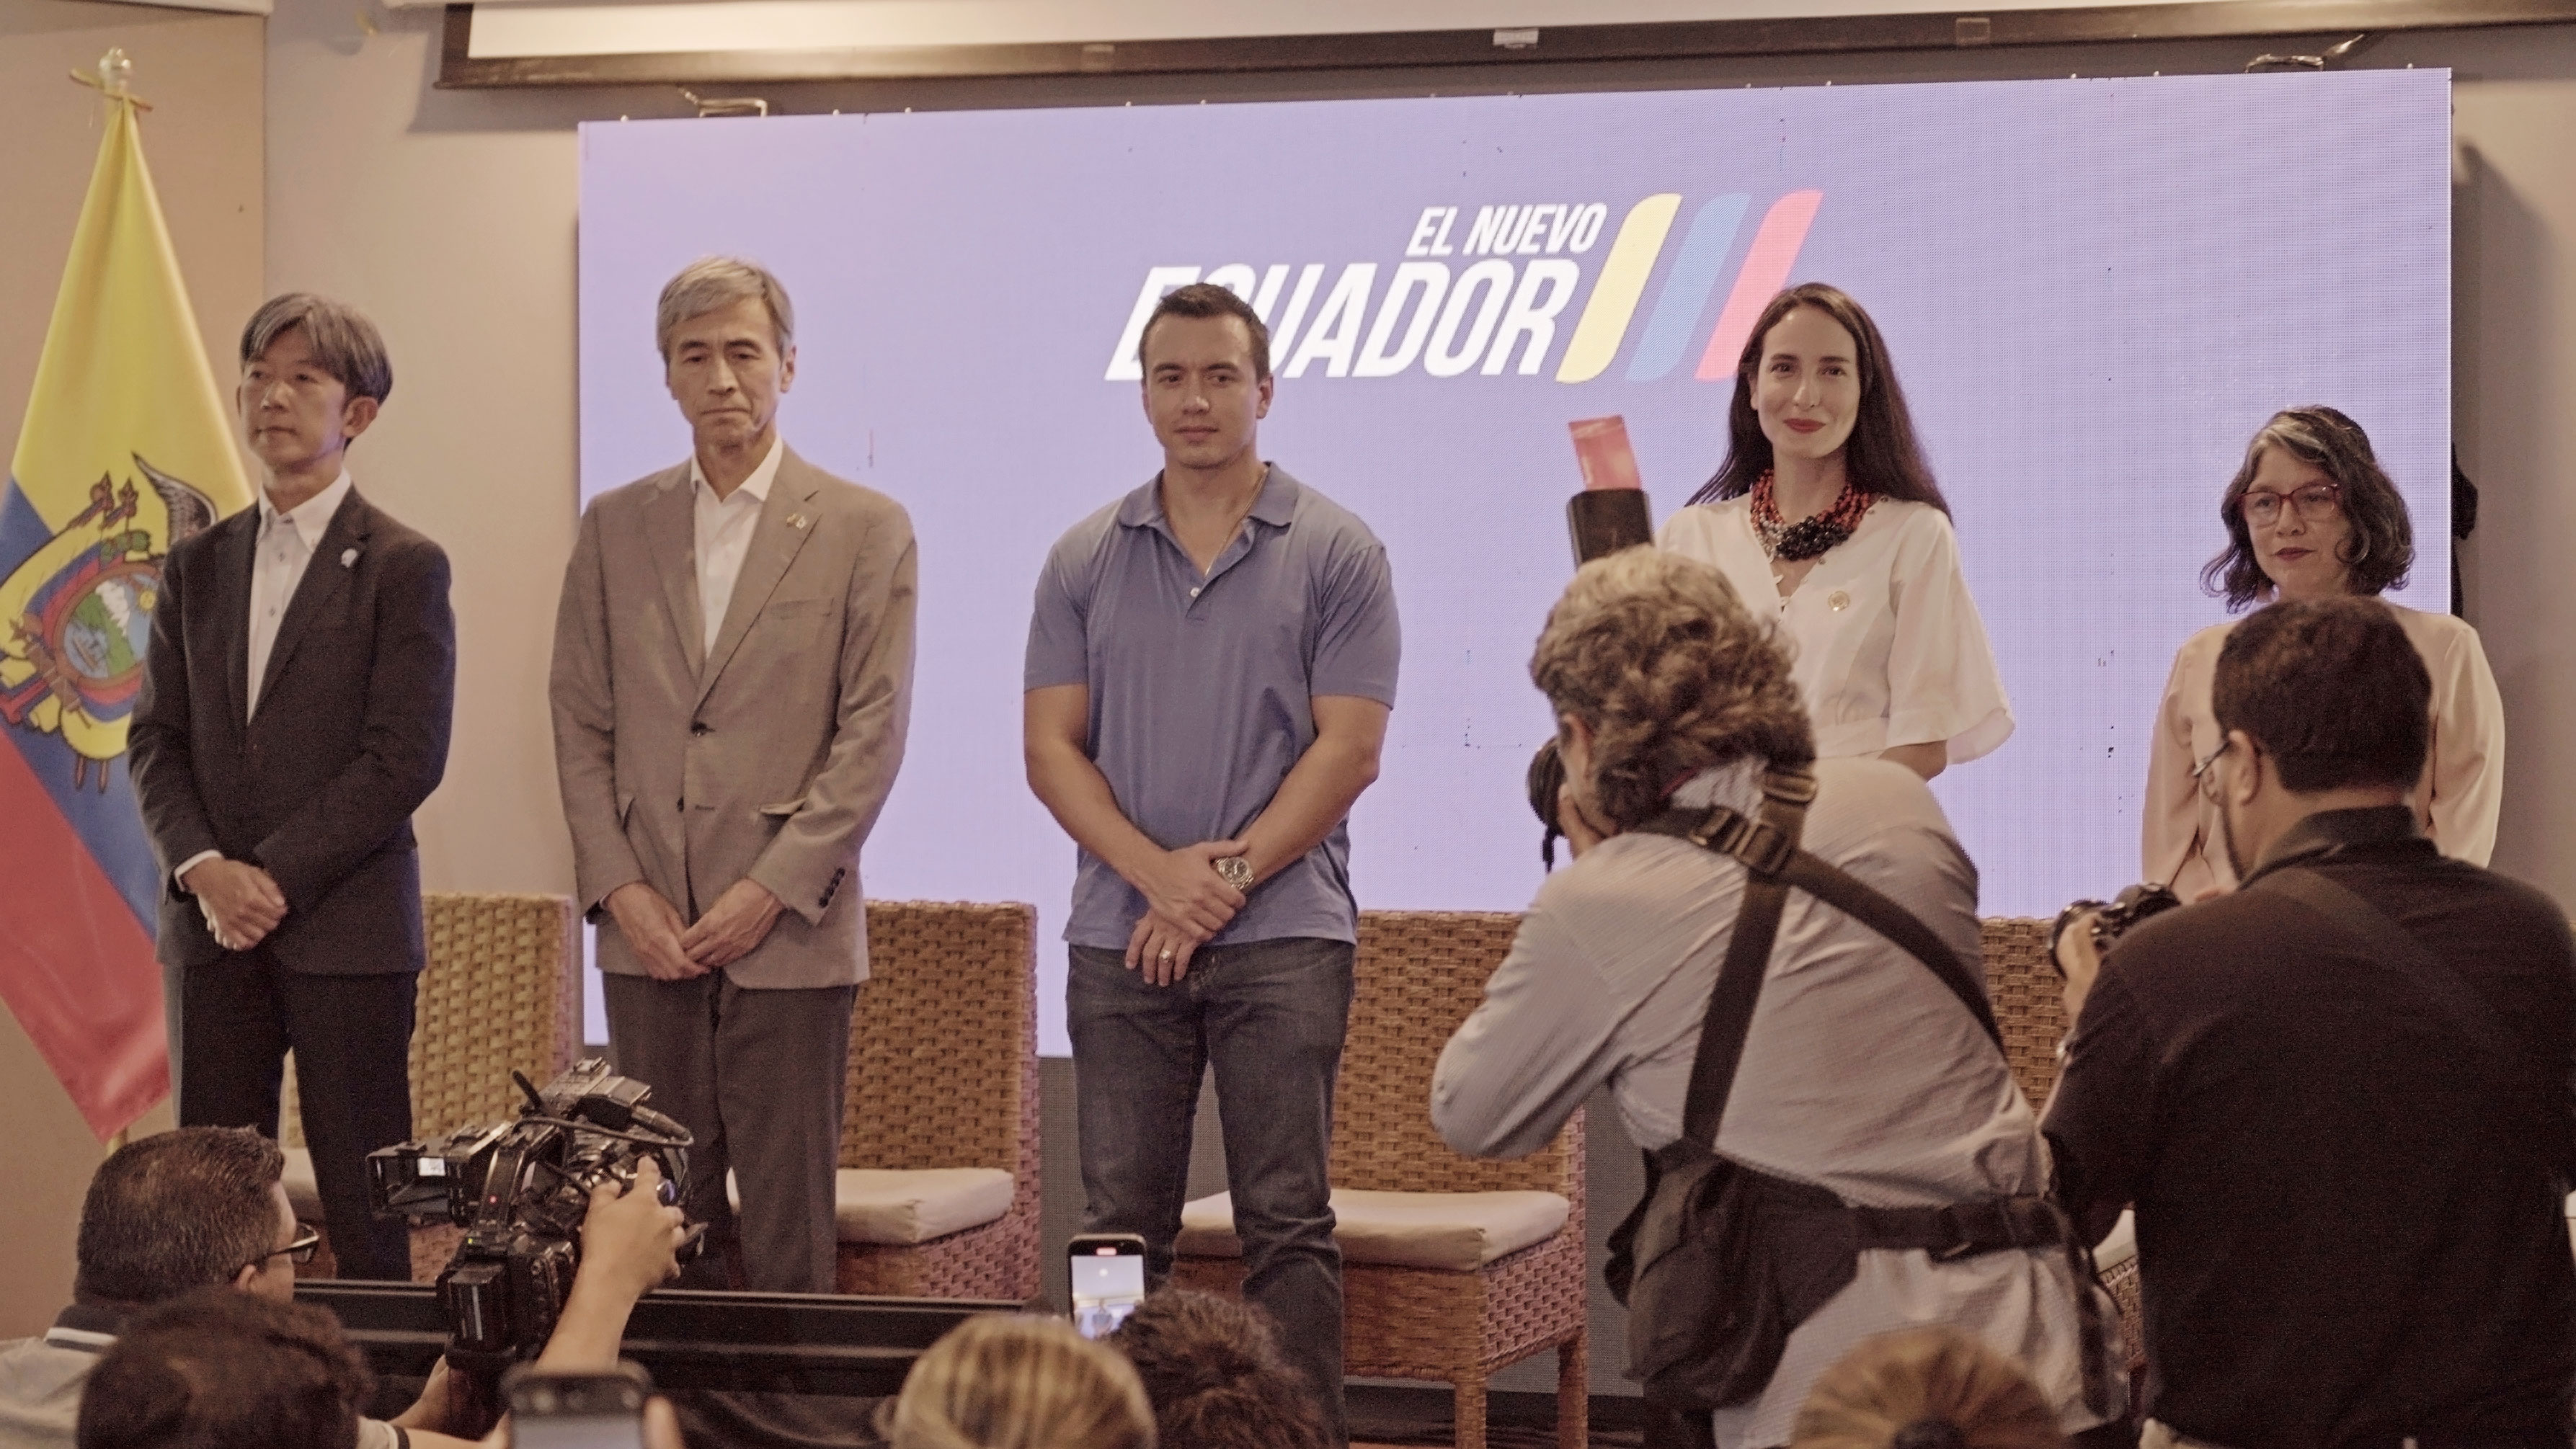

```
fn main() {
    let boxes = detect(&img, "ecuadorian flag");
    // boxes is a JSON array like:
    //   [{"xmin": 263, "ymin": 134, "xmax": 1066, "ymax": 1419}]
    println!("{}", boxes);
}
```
[{"xmin": 0, "ymin": 90, "xmax": 250, "ymax": 1136}]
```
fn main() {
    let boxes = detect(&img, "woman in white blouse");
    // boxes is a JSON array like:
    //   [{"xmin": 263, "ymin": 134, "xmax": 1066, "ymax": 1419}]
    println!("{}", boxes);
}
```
[
  {"xmin": 1660, "ymin": 283, "xmax": 2009, "ymax": 780},
  {"xmin": 2141, "ymin": 407, "xmax": 2502, "ymax": 899}
]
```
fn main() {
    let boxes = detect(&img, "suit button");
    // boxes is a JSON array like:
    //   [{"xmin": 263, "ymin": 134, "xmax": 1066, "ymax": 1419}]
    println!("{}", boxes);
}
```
[{"xmin": 690, "ymin": 721, "xmax": 711, "ymax": 736}]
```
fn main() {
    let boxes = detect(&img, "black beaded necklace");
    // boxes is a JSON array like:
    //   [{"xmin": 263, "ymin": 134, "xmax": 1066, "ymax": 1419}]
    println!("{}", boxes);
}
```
[{"xmin": 1749, "ymin": 469, "xmax": 1873, "ymax": 562}]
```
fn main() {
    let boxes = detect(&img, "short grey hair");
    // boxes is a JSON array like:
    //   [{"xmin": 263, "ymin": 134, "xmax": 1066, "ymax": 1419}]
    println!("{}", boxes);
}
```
[
  {"xmin": 656, "ymin": 257, "xmax": 796, "ymax": 360},
  {"xmin": 240, "ymin": 294, "xmax": 392, "ymax": 405},
  {"xmin": 1530, "ymin": 546, "xmax": 1814, "ymax": 828}
]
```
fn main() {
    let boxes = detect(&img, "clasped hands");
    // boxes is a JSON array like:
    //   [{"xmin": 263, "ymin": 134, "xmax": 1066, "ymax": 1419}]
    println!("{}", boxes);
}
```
[
  {"xmin": 182, "ymin": 857, "xmax": 287, "ymax": 952},
  {"xmin": 1124, "ymin": 839, "xmax": 1248, "ymax": 986},
  {"xmin": 605, "ymin": 878, "xmax": 784, "ymax": 981}
]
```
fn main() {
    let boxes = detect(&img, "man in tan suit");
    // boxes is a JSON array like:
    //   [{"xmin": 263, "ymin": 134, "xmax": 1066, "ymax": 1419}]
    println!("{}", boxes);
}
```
[{"xmin": 550, "ymin": 257, "xmax": 916, "ymax": 1293}]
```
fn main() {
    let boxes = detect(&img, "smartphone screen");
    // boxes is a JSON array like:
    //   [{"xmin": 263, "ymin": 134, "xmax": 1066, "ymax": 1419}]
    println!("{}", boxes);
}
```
[
  {"xmin": 507, "ymin": 1371, "xmax": 648, "ymax": 1449},
  {"xmin": 1068, "ymin": 1234, "xmax": 1147, "ymax": 1340}
]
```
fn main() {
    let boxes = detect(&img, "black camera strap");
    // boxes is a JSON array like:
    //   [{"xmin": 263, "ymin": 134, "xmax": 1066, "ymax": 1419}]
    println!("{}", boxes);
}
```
[{"xmin": 1634, "ymin": 767, "xmax": 2003, "ymax": 1107}]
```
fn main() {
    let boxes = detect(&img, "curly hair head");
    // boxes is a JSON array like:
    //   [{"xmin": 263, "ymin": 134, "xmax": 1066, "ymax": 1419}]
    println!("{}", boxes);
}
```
[
  {"xmin": 1109, "ymin": 1290, "xmax": 1323, "ymax": 1449},
  {"xmin": 1530, "ymin": 546, "xmax": 1813, "ymax": 829},
  {"xmin": 879, "ymin": 1315, "xmax": 1155, "ymax": 1449},
  {"xmin": 1788, "ymin": 1328, "xmax": 2066, "ymax": 1449},
  {"xmin": 2202, "ymin": 406, "xmax": 2415, "ymax": 610}
]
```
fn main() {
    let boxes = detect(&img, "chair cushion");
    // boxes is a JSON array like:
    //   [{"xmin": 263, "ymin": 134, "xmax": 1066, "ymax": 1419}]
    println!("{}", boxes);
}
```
[
  {"xmin": 728, "ymin": 1168, "xmax": 1016, "ymax": 1246},
  {"xmin": 1177, "ymin": 1188, "xmax": 1569, "ymax": 1272},
  {"xmin": 2093, "ymin": 1208, "xmax": 2137, "ymax": 1275},
  {"xmin": 282, "ymin": 1148, "xmax": 324, "ymax": 1221}
]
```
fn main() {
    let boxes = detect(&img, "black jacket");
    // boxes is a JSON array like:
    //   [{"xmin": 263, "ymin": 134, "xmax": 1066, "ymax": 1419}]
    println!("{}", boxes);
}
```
[{"xmin": 128, "ymin": 488, "xmax": 455, "ymax": 975}]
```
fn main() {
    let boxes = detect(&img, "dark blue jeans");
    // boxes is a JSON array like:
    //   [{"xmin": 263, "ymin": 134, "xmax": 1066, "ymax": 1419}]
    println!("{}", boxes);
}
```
[{"xmin": 1068, "ymin": 935, "xmax": 1355, "ymax": 1448}]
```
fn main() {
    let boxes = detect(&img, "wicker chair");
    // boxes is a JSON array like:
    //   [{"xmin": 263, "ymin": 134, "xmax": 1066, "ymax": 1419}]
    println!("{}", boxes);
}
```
[
  {"xmin": 1172, "ymin": 911, "xmax": 1588, "ymax": 1449},
  {"xmin": 1979, "ymin": 915, "xmax": 2144, "ymax": 1387},
  {"xmin": 830, "ymin": 900, "xmax": 1040, "ymax": 1301},
  {"xmin": 284, "ymin": 891, "xmax": 582, "ymax": 1281},
  {"xmin": 1978, "ymin": 916, "xmax": 2068, "ymax": 1109}
]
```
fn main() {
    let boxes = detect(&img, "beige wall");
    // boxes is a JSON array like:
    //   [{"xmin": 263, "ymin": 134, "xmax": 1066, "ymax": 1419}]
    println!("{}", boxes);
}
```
[{"xmin": 0, "ymin": 0, "xmax": 262, "ymax": 1337}]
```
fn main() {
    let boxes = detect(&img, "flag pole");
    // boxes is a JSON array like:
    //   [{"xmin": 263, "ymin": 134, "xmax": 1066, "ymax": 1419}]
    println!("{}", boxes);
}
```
[{"xmin": 68, "ymin": 48, "xmax": 153, "ymax": 111}]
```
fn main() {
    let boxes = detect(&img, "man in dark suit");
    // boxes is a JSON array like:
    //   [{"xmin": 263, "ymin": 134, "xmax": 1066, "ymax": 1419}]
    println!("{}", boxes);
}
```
[{"xmin": 128, "ymin": 294, "xmax": 456, "ymax": 1281}]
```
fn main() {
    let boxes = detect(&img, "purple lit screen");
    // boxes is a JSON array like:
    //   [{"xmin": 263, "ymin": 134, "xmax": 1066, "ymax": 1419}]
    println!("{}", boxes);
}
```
[{"xmin": 577, "ymin": 71, "xmax": 2451, "ymax": 1052}]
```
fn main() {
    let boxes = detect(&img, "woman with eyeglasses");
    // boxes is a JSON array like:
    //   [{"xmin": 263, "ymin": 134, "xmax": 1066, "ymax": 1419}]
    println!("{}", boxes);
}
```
[
  {"xmin": 2141, "ymin": 406, "xmax": 2502, "ymax": 899},
  {"xmin": 1661, "ymin": 283, "xmax": 2010, "ymax": 781}
]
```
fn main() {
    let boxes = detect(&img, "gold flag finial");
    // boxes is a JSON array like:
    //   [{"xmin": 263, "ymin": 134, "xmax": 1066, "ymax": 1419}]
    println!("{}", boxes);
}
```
[{"xmin": 70, "ymin": 47, "xmax": 152, "ymax": 110}]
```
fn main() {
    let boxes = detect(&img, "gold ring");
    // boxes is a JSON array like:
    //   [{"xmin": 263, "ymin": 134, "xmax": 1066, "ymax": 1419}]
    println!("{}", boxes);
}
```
[{"xmin": 1159, "ymin": 948, "xmax": 1174, "ymax": 960}]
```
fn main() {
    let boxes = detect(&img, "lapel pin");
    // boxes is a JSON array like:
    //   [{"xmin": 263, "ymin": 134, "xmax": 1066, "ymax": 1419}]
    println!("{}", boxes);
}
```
[
  {"xmin": 787, "ymin": 512, "xmax": 809, "ymax": 532},
  {"xmin": 341, "ymin": 547, "xmax": 360, "ymax": 568}
]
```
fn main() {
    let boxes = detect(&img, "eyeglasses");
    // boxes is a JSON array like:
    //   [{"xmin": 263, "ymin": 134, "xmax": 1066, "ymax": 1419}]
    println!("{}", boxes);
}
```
[
  {"xmin": 238, "ymin": 1221, "xmax": 322, "ymax": 1277},
  {"xmin": 2237, "ymin": 481, "xmax": 2342, "ymax": 527},
  {"xmin": 2191, "ymin": 738, "xmax": 2231, "ymax": 801}
]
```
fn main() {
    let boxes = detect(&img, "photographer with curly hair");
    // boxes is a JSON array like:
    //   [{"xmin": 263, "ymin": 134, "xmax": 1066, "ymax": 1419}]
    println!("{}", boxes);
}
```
[{"xmin": 1432, "ymin": 548, "xmax": 2119, "ymax": 1449}]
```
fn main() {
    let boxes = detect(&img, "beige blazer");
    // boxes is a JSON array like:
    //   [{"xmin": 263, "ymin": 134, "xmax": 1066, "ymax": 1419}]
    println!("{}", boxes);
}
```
[{"xmin": 549, "ymin": 447, "xmax": 917, "ymax": 989}]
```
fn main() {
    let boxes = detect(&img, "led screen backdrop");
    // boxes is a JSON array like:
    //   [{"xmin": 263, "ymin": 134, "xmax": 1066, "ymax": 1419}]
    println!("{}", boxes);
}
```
[{"xmin": 578, "ymin": 71, "xmax": 2451, "ymax": 1053}]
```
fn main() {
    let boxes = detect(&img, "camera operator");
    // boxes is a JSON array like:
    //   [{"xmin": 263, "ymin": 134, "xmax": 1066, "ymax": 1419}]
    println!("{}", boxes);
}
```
[
  {"xmin": 1431, "ymin": 548, "xmax": 2119, "ymax": 1449},
  {"xmin": 0, "ymin": 1126, "xmax": 685, "ymax": 1449},
  {"xmin": 2044, "ymin": 597, "xmax": 2576, "ymax": 1449}
]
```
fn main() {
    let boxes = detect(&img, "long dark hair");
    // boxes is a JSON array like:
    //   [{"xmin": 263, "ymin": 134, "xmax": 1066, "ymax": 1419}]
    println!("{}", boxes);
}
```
[
  {"xmin": 2200, "ymin": 406, "xmax": 2415, "ymax": 611},
  {"xmin": 1686, "ymin": 283, "xmax": 1949, "ymax": 516}
]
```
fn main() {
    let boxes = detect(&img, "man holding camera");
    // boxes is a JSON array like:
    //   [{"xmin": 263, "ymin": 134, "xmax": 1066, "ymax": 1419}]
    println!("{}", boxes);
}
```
[
  {"xmin": 1023, "ymin": 282, "xmax": 1399, "ymax": 1446},
  {"xmin": 0, "ymin": 1126, "xmax": 684, "ymax": 1449},
  {"xmin": 2046, "ymin": 597, "xmax": 2576, "ymax": 1449}
]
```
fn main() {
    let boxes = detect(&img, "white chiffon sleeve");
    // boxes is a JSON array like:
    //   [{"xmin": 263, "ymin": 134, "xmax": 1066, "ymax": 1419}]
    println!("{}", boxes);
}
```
[{"xmin": 1882, "ymin": 510, "xmax": 2014, "ymax": 762}]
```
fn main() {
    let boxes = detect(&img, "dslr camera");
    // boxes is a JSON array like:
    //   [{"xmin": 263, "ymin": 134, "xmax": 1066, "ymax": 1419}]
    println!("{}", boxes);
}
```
[
  {"xmin": 2048, "ymin": 883, "xmax": 2184, "ymax": 976},
  {"xmin": 369, "ymin": 1058, "xmax": 696, "ymax": 1376}
]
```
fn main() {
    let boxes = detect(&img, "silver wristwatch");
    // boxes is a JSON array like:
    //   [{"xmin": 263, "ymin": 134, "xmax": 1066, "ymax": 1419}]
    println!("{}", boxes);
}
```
[{"xmin": 1214, "ymin": 855, "xmax": 1254, "ymax": 890}]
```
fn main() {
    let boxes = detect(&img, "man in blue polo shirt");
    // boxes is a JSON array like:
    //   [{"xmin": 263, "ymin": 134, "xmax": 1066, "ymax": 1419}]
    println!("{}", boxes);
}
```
[{"xmin": 1025, "ymin": 282, "xmax": 1399, "ymax": 1447}]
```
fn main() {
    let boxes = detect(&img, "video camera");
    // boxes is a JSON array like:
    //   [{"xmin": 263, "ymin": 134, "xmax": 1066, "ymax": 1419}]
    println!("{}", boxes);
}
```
[{"xmin": 368, "ymin": 1058, "xmax": 698, "ymax": 1378}]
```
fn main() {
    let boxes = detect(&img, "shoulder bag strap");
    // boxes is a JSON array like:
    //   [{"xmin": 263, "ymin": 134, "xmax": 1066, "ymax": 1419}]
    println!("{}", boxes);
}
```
[
  {"xmin": 1775, "ymin": 852, "xmax": 2004, "ymax": 1051},
  {"xmin": 1638, "ymin": 770, "xmax": 2004, "ymax": 1058},
  {"xmin": 1672, "ymin": 772, "xmax": 1811, "ymax": 1149},
  {"xmin": 2260, "ymin": 865, "xmax": 2573, "ymax": 1184},
  {"xmin": 2260, "ymin": 866, "xmax": 2529, "ymax": 1082}
]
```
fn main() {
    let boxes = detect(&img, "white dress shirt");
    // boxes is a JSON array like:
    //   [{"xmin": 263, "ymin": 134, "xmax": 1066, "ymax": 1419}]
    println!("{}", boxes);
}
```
[
  {"xmin": 176, "ymin": 471, "xmax": 355, "ymax": 895},
  {"xmin": 1661, "ymin": 496, "xmax": 2015, "ymax": 764},
  {"xmin": 690, "ymin": 436, "xmax": 783, "ymax": 656},
  {"xmin": 247, "ymin": 471, "xmax": 355, "ymax": 719}
]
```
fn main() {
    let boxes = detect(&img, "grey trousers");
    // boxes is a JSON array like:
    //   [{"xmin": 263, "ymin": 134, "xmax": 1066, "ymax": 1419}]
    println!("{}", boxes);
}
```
[{"xmin": 602, "ymin": 970, "xmax": 856, "ymax": 1294}]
